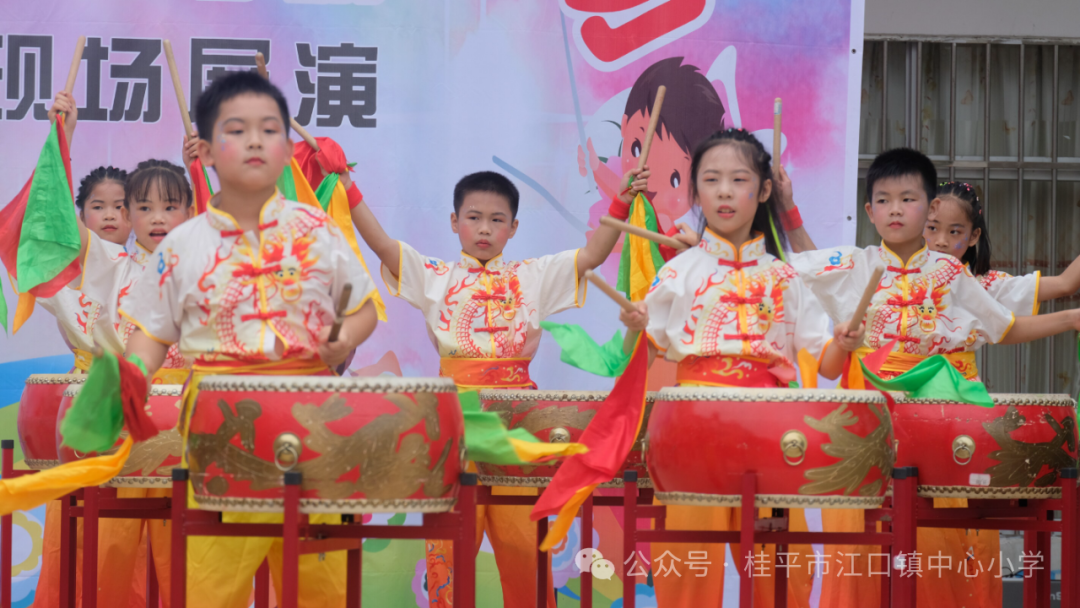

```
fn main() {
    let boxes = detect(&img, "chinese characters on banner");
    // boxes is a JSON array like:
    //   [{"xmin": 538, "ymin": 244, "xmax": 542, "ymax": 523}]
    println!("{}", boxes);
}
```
[{"xmin": 0, "ymin": 36, "xmax": 377, "ymax": 130}]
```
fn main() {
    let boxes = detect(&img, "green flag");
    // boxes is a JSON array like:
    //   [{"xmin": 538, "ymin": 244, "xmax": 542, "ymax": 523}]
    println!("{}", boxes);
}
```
[{"xmin": 859, "ymin": 354, "xmax": 994, "ymax": 407}]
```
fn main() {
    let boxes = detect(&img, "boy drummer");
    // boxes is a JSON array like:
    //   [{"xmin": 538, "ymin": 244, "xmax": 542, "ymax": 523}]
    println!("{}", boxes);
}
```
[
  {"xmin": 345, "ymin": 167, "xmax": 656, "ymax": 606},
  {"xmin": 121, "ymin": 71, "xmax": 379, "ymax": 608}
]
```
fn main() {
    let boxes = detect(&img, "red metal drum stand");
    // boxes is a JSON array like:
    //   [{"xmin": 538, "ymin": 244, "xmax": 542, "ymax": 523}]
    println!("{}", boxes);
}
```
[
  {"xmin": 169, "ymin": 469, "xmax": 478, "ymax": 608},
  {"xmin": 890, "ymin": 466, "xmax": 1079, "ymax": 608}
]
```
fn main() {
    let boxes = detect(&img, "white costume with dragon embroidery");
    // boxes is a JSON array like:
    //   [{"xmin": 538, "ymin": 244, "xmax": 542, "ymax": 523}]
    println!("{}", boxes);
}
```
[
  {"xmin": 977, "ymin": 269, "xmax": 1040, "ymax": 317},
  {"xmin": 120, "ymin": 192, "xmax": 375, "ymax": 365},
  {"xmin": 382, "ymin": 242, "xmax": 585, "ymax": 360},
  {"xmin": 791, "ymin": 244, "xmax": 1016, "ymax": 360},
  {"xmin": 37, "ymin": 235, "xmax": 119, "ymax": 360},
  {"xmin": 645, "ymin": 230, "xmax": 831, "ymax": 373},
  {"xmin": 80, "ymin": 232, "xmax": 187, "ymax": 368}
]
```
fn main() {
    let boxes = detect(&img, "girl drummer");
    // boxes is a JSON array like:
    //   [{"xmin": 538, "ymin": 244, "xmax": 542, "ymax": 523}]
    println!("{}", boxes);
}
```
[
  {"xmin": 620, "ymin": 127, "xmax": 861, "ymax": 607},
  {"xmin": 926, "ymin": 180, "xmax": 1080, "ymax": 315}
]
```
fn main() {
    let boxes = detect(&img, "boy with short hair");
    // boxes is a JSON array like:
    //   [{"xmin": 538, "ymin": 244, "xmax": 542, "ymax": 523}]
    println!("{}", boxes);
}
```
[
  {"xmin": 791, "ymin": 147, "xmax": 1080, "ymax": 608},
  {"xmin": 122, "ymin": 71, "xmax": 379, "ymax": 608},
  {"xmin": 347, "ymin": 166, "xmax": 647, "ymax": 606}
]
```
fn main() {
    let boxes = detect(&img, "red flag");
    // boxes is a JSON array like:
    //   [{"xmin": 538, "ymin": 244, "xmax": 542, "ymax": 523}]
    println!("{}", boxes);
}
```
[
  {"xmin": 189, "ymin": 157, "xmax": 213, "ymax": 215},
  {"xmin": 532, "ymin": 332, "xmax": 651, "ymax": 550}
]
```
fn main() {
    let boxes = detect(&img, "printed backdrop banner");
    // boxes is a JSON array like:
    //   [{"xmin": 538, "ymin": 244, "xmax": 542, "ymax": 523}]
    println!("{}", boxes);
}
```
[{"xmin": 0, "ymin": 1, "xmax": 864, "ymax": 606}]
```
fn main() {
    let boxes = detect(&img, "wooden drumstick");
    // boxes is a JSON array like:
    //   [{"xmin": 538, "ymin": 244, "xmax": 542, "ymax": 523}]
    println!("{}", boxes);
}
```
[
  {"xmin": 327, "ymin": 283, "xmax": 353, "ymax": 343},
  {"xmin": 599, "ymin": 216, "xmax": 686, "ymax": 251},
  {"xmin": 847, "ymin": 267, "xmax": 885, "ymax": 331},
  {"xmin": 773, "ymin": 98, "xmax": 782, "ymax": 169},
  {"xmin": 163, "ymin": 40, "xmax": 196, "ymax": 138},
  {"xmin": 63, "ymin": 36, "xmax": 86, "ymax": 95},
  {"xmin": 255, "ymin": 52, "xmax": 321, "ymax": 152},
  {"xmin": 584, "ymin": 270, "xmax": 636, "ymax": 314},
  {"xmin": 636, "ymin": 85, "xmax": 667, "ymax": 172}
]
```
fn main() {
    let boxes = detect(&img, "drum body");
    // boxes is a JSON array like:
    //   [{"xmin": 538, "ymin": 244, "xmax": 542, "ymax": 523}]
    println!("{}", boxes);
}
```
[
  {"xmin": 891, "ymin": 393, "xmax": 1078, "ymax": 499},
  {"xmin": 187, "ymin": 376, "xmax": 464, "ymax": 514},
  {"xmin": 476, "ymin": 390, "xmax": 655, "ymax": 487},
  {"xmin": 17, "ymin": 374, "xmax": 86, "ymax": 470},
  {"xmin": 648, "ymin": 387, "xmax": 894, "ymax": 508},
  {"xmin": 57, "ymin": 384, "xmax": 184, "ymax": 487}
]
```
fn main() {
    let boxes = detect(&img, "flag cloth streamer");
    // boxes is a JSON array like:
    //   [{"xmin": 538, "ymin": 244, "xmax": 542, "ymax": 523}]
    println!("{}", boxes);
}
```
[
  {"xmin": 532, "ymin": 332, "xmax": 650, "ymax": 551},
  {"xmin": 857, "ymin": 353, "xmax": 994, "ymax": 408},
  {"xmin": 281, "ymin": 139, "xmax": 388, "ymax": 321},
  {"xmin": 616, "ymin": 192, "xmax": 666, "ymax": 303},
  {"xmin": 60, "ymin": 351, "xmax": 153, "ymax": 452},
  {"xmin": 540, "ymin": 321, "xmax": 632, "ymax": 377},
  {"xmin": 189, "ymin": 157, "xmax": 214, "ymax": 215},
  {"xmin": 0, "ymin": 350, "xmax": 152, "ymax": 516},
  {"xmin": 0, "ymin": 115, "xmax": 82, "ymax": 333},
  {"xmin": 458, "ymin": 390, "xmax": 587, "ymax": 465}
]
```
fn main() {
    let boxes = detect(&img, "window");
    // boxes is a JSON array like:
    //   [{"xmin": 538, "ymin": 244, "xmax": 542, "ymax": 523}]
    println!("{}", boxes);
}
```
[{"xmin": 857, "ymin": 39, "xmax": 1080, "ymax": 395}]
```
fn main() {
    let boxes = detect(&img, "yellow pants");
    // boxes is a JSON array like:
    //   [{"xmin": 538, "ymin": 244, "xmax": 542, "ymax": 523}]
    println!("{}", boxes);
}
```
[
  {"xmin": 652, "ymin": 505, "xmax": 814, "ymax": 607},
  {"xmin": 426, "ymin": 486, "xmax": 556, "ymax": 608},
  {"xmin": 915, "ymin": 498, "xmax": 1002, "ymax": 608},
  {"xmin": 186, "ymin": 512, "xmax": 346, "ymax": 608},
  {"xmin": 32, "ymin": 488, "xmax": 171, "ymax": 608}
]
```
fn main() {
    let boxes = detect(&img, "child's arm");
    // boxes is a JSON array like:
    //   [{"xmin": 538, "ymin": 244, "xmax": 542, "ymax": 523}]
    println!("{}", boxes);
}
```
[
  {"xmin": 317, "ymin": 300, "xmax": 378, "ymax": 367},
  {"xmin": 619, "ymin": 301, "xmax": 659, "ymax": 368},
  {"xmin": 998, "ymin": 309, "xmax": 1080, "ymax": 344},
  {"xmin": 343, "ymin": 172, "xmax": 402, "ymax": 279},
  {"xmin": 1038, "ymin": 254, "xmax": 1080, "ymax": 301},
  {"xmin": 576, "ymin": 167, "xmax": 650, "ymax": 277},
  {"xmin": 124, "ymin": 330, "xmax": 171, "ymax": 379},
  {"xmin": 47, "ymin": 90, "xmax": 77, "ymax": 146},
  {"xmin": 775, "ymin": 165, "xmax": 817, "ymax": 253},
  {"xmin": 821, "ymin": 319, "xmax": 867, "ymax": 380}
]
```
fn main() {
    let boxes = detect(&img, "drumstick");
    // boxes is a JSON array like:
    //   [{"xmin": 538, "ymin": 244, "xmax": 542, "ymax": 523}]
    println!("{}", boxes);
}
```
[
  {"xmin": 599, "ymin": 216, "xmax": 686, "ymax": 251},
  {"xmin": 63, "ymin": 36, "xmax": 86, "ymax": 95},
  {"xmin": 163, "ymin": 40, "xmax": 196, "ymax": 138},
  {"xmin": 636, "ymin": 85, "xmax": 667, "ymax": 172},
  {"xmin": 584, "ymin": 270, "xmax": 636, "ymax": 314},
  {"xmin": 327, "ymin": 283, "xmax": 353, "ymax": 343},
  {"xmin": 255, "ymin": 52, "xmax": 321, "ymax": 152},
  {"xmin": 846, "ymin": 267, "xmax": 885, "ymax": 331},
  {"xmin": 772, "ymin": 98, "xmax": 782, "ymax": 169}
]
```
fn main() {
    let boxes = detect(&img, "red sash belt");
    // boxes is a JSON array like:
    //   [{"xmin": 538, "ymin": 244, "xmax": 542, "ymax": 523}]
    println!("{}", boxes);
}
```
[
  {"xmin": 676, "ymin": 355, "xmax": 785, "ymax": 388},
  {"xmin": 439, "ymin": 357, "xmax": 533, "ymax": 389}
]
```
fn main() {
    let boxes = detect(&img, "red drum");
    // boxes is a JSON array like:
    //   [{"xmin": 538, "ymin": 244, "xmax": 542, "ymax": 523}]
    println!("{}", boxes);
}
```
[
  {"xmin": 57, "ymin": 384, "xmax": 184, "ymax": 487},
  {"xmin": 891, "ymin": 393, "xmax": 1078, "ymax": 499},
  {"xmin": 17, "ymin": 374, "xmax": 86, "ymax": 470},
  {"xmin": 648, "ymin": 387, "xmax": 895, "ymax": 508},
  {"xmin": 476, "ymin": 390, "xmax": 656, "ymax": 487},
  {"xmin": 187, "ymin": 376, "xmax": 464, "ymax": 513}
]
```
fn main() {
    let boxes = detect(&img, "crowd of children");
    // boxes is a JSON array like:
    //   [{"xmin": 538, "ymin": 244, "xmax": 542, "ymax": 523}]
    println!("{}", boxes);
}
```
[{"xmin": 7, "ymin": 64, "xmax": 1080, "ymax": 608}]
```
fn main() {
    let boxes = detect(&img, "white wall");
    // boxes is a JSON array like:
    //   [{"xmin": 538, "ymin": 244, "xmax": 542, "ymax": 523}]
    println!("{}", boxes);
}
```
[{"xmin": 865, "ymin": 0, "xmax": 1079, "ymax": 38}]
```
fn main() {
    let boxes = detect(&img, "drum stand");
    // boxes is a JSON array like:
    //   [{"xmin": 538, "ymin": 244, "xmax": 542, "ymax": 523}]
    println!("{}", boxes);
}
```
[
  {"xmin": 474, "ymin": 482, "xmax": 655, "ymax": 608},
  {"xmin": 890, "ymin": 466, "xmax": 1080, "ymax": 608},
  {"xmin": 168, "ymin": 469, "xmax": 479, "ymax": 608},
  {"xmin": 617, "ymin": 470, "xmax": 897, "ymax": 608}
]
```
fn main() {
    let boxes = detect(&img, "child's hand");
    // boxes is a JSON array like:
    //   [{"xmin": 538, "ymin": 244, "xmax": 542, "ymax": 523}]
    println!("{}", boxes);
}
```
[
  {"xmin": 48, "ymin": 91, "xmax": 77, "ymax": 142},
  {"xmin": 317, "ymin": 326, "xmax": 354, "ymax": 367},
  {"xmin": 833, "ymin": 320, "xmax": 866, "ymax": 352},
  {"xmin": 619, "ymin": 301, "xmax": 649, "ymax": 332},
  {"xmin": 316, "ymin": 156, "xmax": 354, "ymax": 190},
  {"xmin": 671, "ymin": 222, "xmax": 699, "ymax": 250},
  {"xmin": 182, "ymin": 134, "xmax": 200, "ymax": 167},
  {"xmin": 775, "ymin": 164, "xmax": 795, "ymax": 211},
  {"xmin": 619, "ymin": 166, "xmax": 650, "ymax": 205}
]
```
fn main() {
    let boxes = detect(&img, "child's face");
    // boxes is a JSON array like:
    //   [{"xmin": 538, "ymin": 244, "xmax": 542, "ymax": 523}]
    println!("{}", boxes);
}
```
[
  {"xmin": 451, "ymin": 192, "xmax": 518, "ymax": 263},
  {"xmin": 199, "ymin": 93, "xmax": 292, "ymax": 195},
  {"xmin": 925, "ymin": 196, "xmax": 979, "ymax": 261},
  {"xmin": 124, "ymin": 182, "xmax": 193, "ymax": 252},
  {"xmin": 81, "ymin": 180, "xmax": 131, "ymax": 246},
  {"xmin": 864, "ymin": 174, "xmax": 930, "ymax": 249},
  {"xmin": 694, "ymin": 144, "xmax": 771, "ymax": 245},
  {"xmin": 620, "ymin": 112, "xmax": 691, "ymax": 224}
]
